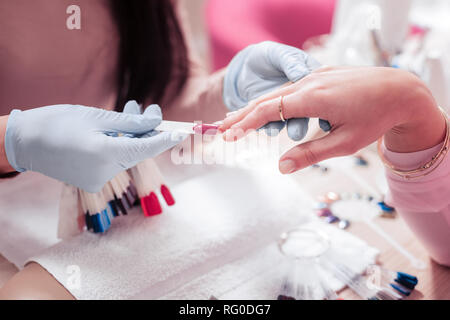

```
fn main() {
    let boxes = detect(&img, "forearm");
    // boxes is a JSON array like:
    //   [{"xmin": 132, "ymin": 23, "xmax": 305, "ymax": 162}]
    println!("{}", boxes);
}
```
[
  {"xmin": 0, "ymin": 115, "xmax": 15, "ymax": 173},
  {"xmin": 382, "ymin": 140, "xmax": 450, "ymax": 266},
  {"xmin": 381, "ymin": 78, "xmax": 450, "ymax": 266}
]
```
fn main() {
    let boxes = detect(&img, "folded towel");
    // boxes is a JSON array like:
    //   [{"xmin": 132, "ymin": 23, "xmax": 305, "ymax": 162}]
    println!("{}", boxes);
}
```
[
  {"xmin": 28, "ymin": 165, "xmax": 313, "ymax": 299},
  {"xmin": 29, "ymin": 164, "xmax": 378, "ymax": 300},
  {"xmin": 0, "ymin": 172, "xmax": 60, "ymax": 267}
]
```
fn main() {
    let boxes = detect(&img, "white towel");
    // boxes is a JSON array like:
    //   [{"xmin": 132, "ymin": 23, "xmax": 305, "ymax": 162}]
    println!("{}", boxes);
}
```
[
  {"xmin": 29, "ymin": 166, "xmax": 312, "ymax": 299},
  {"xmin": 0, "ymin": 172, "xmax": 60, "ymax": 267},
  {"xmin": 27, "ymin": 164, "xmax": 378, "ymax": 300},
  {"xmin": 0, "ymin": 150, "xmax": 379, "ymax": 300}
]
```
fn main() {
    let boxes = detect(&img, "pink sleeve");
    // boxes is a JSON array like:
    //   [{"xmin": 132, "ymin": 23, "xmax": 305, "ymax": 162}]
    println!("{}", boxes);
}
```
[
  {"xmin": 160, "ymin": 0, "xmax": 228, "ymax": 123},
  {"xmin": 382, "ymin": 140, "xmax": 450, "ymax": 266}
]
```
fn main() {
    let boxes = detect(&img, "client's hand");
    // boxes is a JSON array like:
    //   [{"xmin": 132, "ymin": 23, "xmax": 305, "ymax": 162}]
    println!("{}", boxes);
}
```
[
  {"xmin": 221, "ymin": 66, "xmax": 446, "ymax": 174},
  {"xmin": 3, "ymin": 102, "xmax": 183, "ymax": 192},
  {"xmin": 223, "ymin": 41, "xmax": 324, "ymax": 141}
]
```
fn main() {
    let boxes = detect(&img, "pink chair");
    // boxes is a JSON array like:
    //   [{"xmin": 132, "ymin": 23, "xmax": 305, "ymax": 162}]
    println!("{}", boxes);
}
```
[{"xmin": 206, "ymin": 0, "xmax": 336, "ymax": 71}]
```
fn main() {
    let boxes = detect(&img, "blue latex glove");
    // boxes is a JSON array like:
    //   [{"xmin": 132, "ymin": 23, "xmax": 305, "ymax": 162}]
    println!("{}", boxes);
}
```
[
  {"xmin": 4, "ymin": 104, "xmax": 184, "ymax": 192},
  {"xmin": 224, "ymin": 41, "xmax": 330, "ymax": 141},
  {"xmin": 122, "ymin": 101, "xmax": 191, "ymax": 145}
]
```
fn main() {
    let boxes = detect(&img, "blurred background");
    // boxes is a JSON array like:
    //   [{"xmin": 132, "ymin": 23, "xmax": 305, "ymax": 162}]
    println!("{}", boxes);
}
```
[
  {"xmin": 184, "ymin": 0, "xmax": 450, "ymax": 112},
  {"xmin": 184, "ymin": 0, "xmax": 335, "ymax": 71}
]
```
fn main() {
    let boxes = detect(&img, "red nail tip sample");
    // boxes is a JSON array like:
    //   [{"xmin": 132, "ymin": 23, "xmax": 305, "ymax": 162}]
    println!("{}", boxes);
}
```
[
  {"xmin": 148, "ymin": 192, "xmax": 163, "ymax": 215},
  {"xmin": 161, "ymin": 184, "xmax": 175, "ymax": 206},
  {"xmin": 142, "ymin": 192, "xmax": 162, "ymax": 216},
  {"xmin": 140, "ymin": 198, "xmax": 150, "ymax": 217},
  {"xmin": 193, "ymin": 124, "xmax": 219, "ymax": 135}
]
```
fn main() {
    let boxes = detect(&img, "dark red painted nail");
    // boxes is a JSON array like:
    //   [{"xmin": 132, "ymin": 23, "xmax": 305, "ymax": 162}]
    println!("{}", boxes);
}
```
[{"xmin": 193, "ymin": 124, "xmax": 219, "ymax": 135}]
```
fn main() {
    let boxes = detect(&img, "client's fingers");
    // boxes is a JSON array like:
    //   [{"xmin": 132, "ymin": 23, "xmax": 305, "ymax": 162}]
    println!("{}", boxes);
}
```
[
  {"xmin": 221, "ymin": 107, "xmax": 251, "ymax": 132},
  {"xmin": 220, "ymin": 82, "xmax": 295, "ymax": 131},
  {"xmin": 224, "ymin": 98, "xmax": 282, "ymax": 141},
  {"xmin": 221, "ymin": 66, "xmax": 337, "ymax": 132},
  {"xmin": 224, "ymin": 90, "xmax": 322, "ymax": 141},
  {"xmin": 278, "ymin": 131, "xmax": 348, "ymax": 174}
]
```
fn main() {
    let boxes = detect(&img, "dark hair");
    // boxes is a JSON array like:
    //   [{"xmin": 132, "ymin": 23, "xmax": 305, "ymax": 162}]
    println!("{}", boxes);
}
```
[{"xmin": 110, "ymin": 0, "xmax": 189, "ymax": 111}]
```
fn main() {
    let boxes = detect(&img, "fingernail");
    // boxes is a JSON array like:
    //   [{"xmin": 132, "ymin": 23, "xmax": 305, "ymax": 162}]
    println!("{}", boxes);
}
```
[{"xmin": 279, "ymin": 160, "xmax": 296, "ymax": 174}]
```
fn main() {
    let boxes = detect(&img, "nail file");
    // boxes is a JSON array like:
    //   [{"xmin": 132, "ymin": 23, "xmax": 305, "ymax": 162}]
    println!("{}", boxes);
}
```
[{"xmin": 155, "ymin": 120, "xmax": 219, "ymax": 135}]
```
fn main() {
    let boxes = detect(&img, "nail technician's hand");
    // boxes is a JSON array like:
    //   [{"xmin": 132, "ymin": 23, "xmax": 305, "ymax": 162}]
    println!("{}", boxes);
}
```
[
  {"xmin": 223, "ymin": 41, "xmax": 326, "ymax": 141},
  {"xmin": 4, "ymin": 103, "xmax": 183, "ymax": 192},
  {"xmin": 222, "ymin": 66, "xmax": 446, "ymax": 174}
]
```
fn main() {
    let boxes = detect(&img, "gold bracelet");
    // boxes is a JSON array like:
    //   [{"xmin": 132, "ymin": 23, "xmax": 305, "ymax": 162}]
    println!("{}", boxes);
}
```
[{"xmin": 377, "ymin": 106, "xmax": 450, "ymax": 180}]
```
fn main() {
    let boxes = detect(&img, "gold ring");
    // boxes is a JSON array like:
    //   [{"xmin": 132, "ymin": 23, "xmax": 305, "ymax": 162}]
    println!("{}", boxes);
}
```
[{"xmin": 279, "ymin": 96, "xmax": 286, "ymax": 122}]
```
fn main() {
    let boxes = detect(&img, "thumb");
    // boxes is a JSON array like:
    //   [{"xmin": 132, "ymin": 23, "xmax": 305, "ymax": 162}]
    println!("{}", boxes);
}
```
[{"xmin": 278, "ymin": 132, "xmax": 349, "ymax": 174}]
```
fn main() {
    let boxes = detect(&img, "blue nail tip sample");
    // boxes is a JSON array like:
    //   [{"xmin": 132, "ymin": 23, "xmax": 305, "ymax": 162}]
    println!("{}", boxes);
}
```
[
  {"xmin": 397, "ymin": 272, "xmax": 418, "ymax": 284},
  {"xmin": 377, "ymin": 201, "xmax": 395, "ymax": 212},
  {"xmin": 395, "ymin": 278, "xmax": 416, "ymax": 290}
]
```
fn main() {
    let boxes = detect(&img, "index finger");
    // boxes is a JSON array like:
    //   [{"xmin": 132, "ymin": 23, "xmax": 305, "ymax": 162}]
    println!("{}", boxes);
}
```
[
  {"xmin": 223, "ymin": 90, "xmax": 322, "ymax": 141},
  {"xmin": 220, "ymin": 82, "xmax": 295, "ymax": 131}
]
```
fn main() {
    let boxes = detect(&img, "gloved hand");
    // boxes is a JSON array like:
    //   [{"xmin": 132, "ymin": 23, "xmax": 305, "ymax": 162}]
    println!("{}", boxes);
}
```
[
  {"xmin": 223, "ymin": 41, "xmax": 331, "ymax": 141},
  {"xmin": 4, "ymin": 103, "xmax": 183, "ymax": 192}
]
